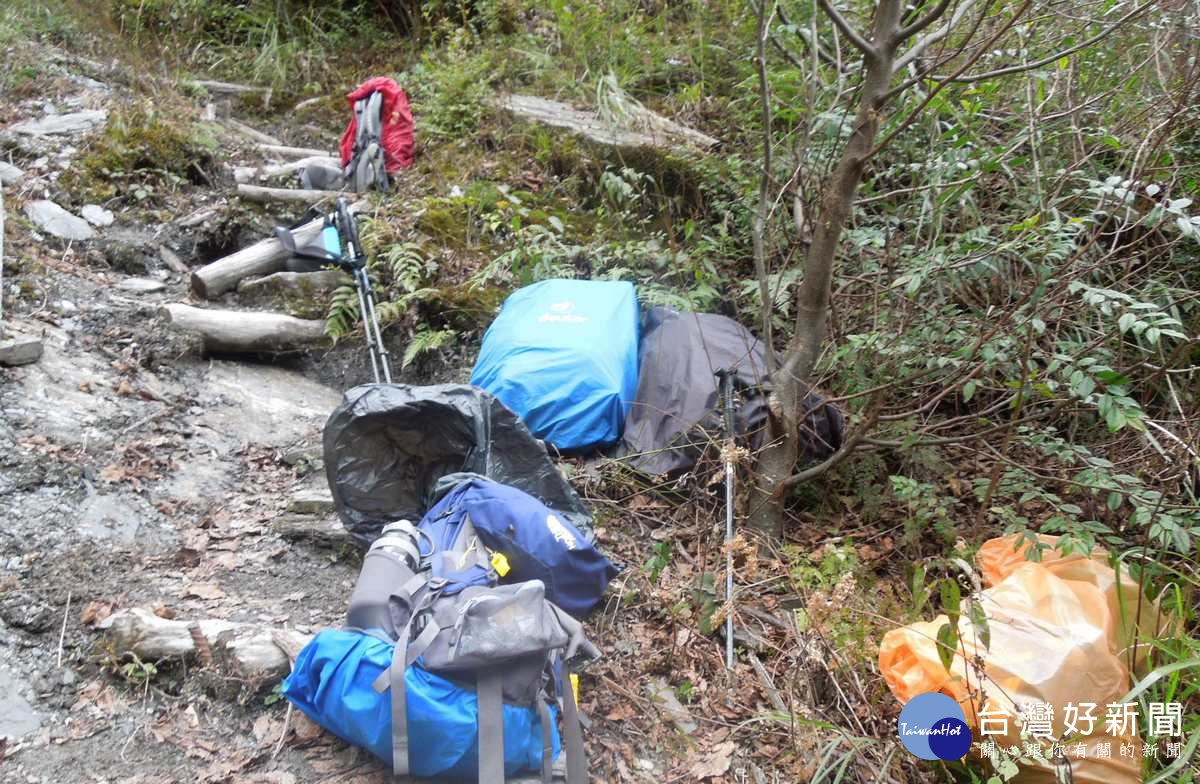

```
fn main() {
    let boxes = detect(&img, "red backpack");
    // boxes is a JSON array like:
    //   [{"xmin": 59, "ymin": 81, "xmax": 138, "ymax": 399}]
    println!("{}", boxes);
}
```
[{"xmin": 338, "ymin": 76, "xmax": 415, "ymax": 190}]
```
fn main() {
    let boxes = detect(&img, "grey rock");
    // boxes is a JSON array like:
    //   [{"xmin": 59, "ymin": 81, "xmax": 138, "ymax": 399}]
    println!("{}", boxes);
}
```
[
  {"xmin": 0, "ymin": 336, "xmax": 43, "ymax": 366},
  {"xmin": 0, "ymin": 591, "xmax": 55, "ymax": 633},
  {"xmin": 0, "ymin": 669, "xmax": 42, "ymax": 739},
  {"xmin": 115, "ymin": 277, "xmax": 166, "ymax": 294},
  {"xmin": 59, "ymin": 669, "xmax": 78, "ymax": 688},
  {"xmin": 24, "ymin": 200, "xmax": 95, "ymax": 241},
  {"xmin": 69, "ymin": 75, "xmax": 109, "ymax": 92},
  {"xmin": 0, "ymin": 161, "xmax": 23, "ymax": 186},
  {"xmin": 11, "ymin": 109, "xmax": 107, "ymax": 136},
  {"xmin": 288, "ymin": 488, "xmax": 334, "ymax": 515},
  {"xmin": 281, "ymin": 447, "xmax": 320, "ymax": 467},
  {"xmin": 98, "ymin": 225, "xmax": 156, "ymax": 274},
  {"xmin": 54, "ymin": 300, "xmax": 78, "ymax": 315},
  {"xmin": 80, "ymin": 204, "xmax": 114, "ymax": 227}
]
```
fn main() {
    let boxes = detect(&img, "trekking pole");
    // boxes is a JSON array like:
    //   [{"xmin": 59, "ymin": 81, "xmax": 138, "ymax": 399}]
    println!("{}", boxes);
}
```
[
  {"xmin": 720, "ymin": 370, "xmax": 736, "ymax": 670},
  {"xmin": 350, "ymin": 267, "xmax": 381, "ymax": 383},
  {"xmin": 336, "ymin": 198, "xmax": 392, "ymax": 384}
]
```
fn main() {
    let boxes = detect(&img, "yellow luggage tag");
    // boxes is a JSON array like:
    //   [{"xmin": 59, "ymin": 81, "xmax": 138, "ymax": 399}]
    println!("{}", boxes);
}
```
[{"xmin": 490, "ymin": 551, "xmax": 511, "ymax": 577}]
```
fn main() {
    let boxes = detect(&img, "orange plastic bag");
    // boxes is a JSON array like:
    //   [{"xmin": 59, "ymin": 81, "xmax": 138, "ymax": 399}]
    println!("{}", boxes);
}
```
[{"xmin": 879, "ymin": 535, "xmax": 1167, "ymax": 784}]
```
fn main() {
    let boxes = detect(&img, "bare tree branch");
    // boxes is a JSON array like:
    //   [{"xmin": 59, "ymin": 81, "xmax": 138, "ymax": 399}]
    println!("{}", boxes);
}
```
[
  {"xmin": 869, "ymin": 0, "xmax": 1032, "ymax": 159},
  {"xmin": 776, "ymin": 2, "xmax": 843, "ymax": 70},
  {"xmin": 816, "ymin": 0, "xmax": 877, "ymax": 57},
  {"xmin": 892, "ymin": 0, "xmax": 980, "ymax": 72},
  {"xmin": 780, "ymin": 403, "xmax": 879, "ymax": 488},
  {"xmin": 894, "ymin": 0, "xmax": 954, "ymax": 43},
  {"xmin": 886, "ymin": 0, "xmax": 994, "ymax": 98},
  {"xmin": 940, "ymin": 0, "xmax": 1159, "ymax": 84}
]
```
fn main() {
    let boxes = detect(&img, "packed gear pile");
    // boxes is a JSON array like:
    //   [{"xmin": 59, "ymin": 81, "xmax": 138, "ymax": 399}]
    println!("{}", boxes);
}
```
[{"xmin": 268, "ymin": 113, "xmax": 845, "ymax": 782}]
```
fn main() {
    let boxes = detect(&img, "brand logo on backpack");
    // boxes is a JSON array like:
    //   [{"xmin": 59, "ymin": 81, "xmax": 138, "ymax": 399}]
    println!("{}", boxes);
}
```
[
  {"xmin": 538, "ymin": 300, "xmax": 588, "ymax": 324},
  {"xmin": 545, "ymin": 514, "xmax": 578, "ymax": 550}
]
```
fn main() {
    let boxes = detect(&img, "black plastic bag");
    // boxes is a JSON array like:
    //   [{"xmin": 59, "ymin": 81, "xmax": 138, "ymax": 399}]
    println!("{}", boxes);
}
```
[{"xmin": 323, "ymin": 384, "xmax": 592, "ymax": 546}]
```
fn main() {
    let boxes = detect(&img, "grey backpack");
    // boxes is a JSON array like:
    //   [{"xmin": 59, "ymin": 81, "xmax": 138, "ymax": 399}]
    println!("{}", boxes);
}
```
[
  {"xmin": 346, "ymin": 515, "xmax": 599, "ymax": 783},
  {"xmin": 299, "ymin": 90, "xmax": 388, "ymax": 192}
]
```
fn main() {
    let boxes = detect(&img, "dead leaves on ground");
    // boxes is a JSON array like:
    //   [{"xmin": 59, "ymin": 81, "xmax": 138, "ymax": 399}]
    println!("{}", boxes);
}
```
[{"xmin": 99, "ymin": 434, "xmax": 182, "ymax": 489}]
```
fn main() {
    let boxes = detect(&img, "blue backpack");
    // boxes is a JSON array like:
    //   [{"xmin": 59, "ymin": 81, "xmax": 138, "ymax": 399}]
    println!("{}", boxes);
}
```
[
  {"xmin": 283, "ymin": 630, "xmax": 559, "ymax": 779},
  {"xmin": 421, "ymin": 475, "xmax": 619, "ymax": 618},
  {"xmin": 471, "ymin": 278, "xmax": 640, "ymax": 452}
]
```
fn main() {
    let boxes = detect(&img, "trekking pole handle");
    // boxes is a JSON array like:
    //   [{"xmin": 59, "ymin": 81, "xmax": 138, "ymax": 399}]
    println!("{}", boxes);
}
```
[{"xmin": 336, "ymin": 197, "xmax": 364, "ymax": 267}]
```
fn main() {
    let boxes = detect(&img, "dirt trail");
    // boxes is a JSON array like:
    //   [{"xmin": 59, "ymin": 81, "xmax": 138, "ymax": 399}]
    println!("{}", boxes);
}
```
[{"xmin": 0, "ymin": 44, "xmax": 431, "ymax": 784}]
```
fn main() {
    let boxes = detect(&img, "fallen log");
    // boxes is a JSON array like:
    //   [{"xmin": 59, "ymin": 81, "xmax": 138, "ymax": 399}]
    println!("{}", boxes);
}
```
[
  {"xmin": 99, "ymin": 608, "xmax": 311, "ymax": 683},
  {"xmin": 233, "ymin": 156, "xmax": 341, "ymax": 184},
  {"xmin": 222, "ymin": 118, "xmax": 281, "ymax": 146},
  {"xmin": 190, "ymin": 201, "xmax": 363, "ymax": 298},
  {"xmin": 158, "ymin": 245, "xmax": 189, "ymax": 275},
  {"xmin": 162, "ymin": 304, "xmax": 328, "ymax": 352},
  {"xmin": 236, "ymin": 183, "xmax": 343, "ymax": 205},
  {"xmin": 258, "ymin": 143, "xmax": 337, "ymax": 159},
  {"xmin": 237, "ymin": 269, "xmax": 351, "ymax": 319},
  {"xmin": 190, "ymin": 214, "xmax": 323, "ymax": 298},
  {"xmin": 187, "ymin": 79, "xmax": 271, "ymax": 96}
]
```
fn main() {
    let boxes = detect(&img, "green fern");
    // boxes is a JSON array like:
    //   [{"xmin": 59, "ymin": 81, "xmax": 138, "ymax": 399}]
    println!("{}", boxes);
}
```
[
  {"xmin": 384, "ymin": 241, "xmax": 432, "ymax": 293},
  {"xmin": 402, "ymin": 328, "xmax": 456, "ymax": 369},
  {"xmin": 324, "ymin": 284, "xmax": 360, "ymax": 340}
]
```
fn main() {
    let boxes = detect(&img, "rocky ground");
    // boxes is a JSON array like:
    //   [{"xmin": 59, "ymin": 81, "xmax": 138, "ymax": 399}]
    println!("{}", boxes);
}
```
[{"xmin": 0, "ymin": 43, "xmax": 475, "ymax": 784}]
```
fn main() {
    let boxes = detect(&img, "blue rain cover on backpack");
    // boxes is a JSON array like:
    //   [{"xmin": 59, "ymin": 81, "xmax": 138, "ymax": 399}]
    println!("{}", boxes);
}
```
[
  {"xmin": 470, "ymin": 279, "xmax": 639, "ymax": 452},
  {"xmin": 421, "ymin": 477, "xmax": 618, "ymax": 618},
  {"xmin": 282, "ymin": 629, "xmax": 558, "ymax": 779}
]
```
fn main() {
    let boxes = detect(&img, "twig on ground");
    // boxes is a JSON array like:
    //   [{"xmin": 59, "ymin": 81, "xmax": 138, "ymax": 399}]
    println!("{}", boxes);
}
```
[
  {"xmin": 748, "ymin": 651, "xmax": 787, "ymax": 713},
  {"xmin": 57, "ymin": 591, "xmax": 72, "ymax": 667},
  {"xmin": 272, "ymin": 703, "xmax": 294, "ymax": 760}
]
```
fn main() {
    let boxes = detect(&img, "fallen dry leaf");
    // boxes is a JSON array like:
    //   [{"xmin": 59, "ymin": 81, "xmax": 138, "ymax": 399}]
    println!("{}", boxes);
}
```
[
  {"xmin": 689, "ymin": 740, "xmax": 736, "ymax": 780},
  {"xmin": 99, "ymin": 465, "xmax": 126, "ymax": 483},
  {"xmin": 79, "ymin": 600, "xmax": 115, "ymax": 627},
  {"xmin": 605, "ymin": 703, "xmax": 637, "ymax": 721},
  {"xmin": 181, "ymin": 582, "xmax": 225, "ymax": 600},
  {"xmin": 115, "ymin": 379, "xmax": 135, "ymax": 396},
  {"xmin": 251, "ymin": 714, "xmax": 277, "ymax": 742}
]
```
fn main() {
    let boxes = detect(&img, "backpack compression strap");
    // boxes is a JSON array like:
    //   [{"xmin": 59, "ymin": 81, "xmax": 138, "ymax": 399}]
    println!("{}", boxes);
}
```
[
  {"xmin": 561, "ymin": 665, "xmax": 588, "ymax": 784},
  {"xmin": 370, "ymin": 588, "xmax": 441, "ymax": 777},
  {"xmin": 476, "ymin": 670, "xmax": 506, "ymax": 784}
]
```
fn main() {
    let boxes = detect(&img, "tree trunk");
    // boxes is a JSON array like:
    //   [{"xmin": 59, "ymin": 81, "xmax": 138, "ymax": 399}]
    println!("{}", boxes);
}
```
[{"xmin": 748, "ymin": 0, "xmax": 904, "ymax": 538}]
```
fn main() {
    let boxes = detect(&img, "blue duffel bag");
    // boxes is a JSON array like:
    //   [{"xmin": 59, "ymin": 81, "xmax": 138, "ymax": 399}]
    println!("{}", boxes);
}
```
[
  {"xmin": 421, "ymin": 476, "xmax": 619, "ymax": 618},
  {"xmin": 282, "ymin": 629, "xmax": 559, "ymax": 779},
  {"xmin": 470, "ymin": 278, "xmax": 639, "ymax": 452}
]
